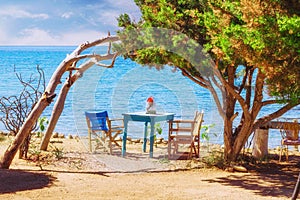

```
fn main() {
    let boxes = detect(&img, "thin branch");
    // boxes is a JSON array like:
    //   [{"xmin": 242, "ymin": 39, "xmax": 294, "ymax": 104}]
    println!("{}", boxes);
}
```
[
  {"xmin": 238, "ymin": 67, "xmax": 249, "ymax": 94},
  {"xmin": 262, "ymin": 99, "xmax": 279, "ymax": 106},
  {"xmin": 95, "ymin": 52, "xmax": 119, "ymax": 68},
  {"xmin": 206, "ymin": 78, "xmax": 226, "ymax": 119},
  {"xmin": 250, "ymin": 69, "xmax": 266, "ymax": 119}
]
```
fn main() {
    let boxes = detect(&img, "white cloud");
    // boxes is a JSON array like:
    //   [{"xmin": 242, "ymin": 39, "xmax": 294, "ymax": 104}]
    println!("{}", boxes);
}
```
[
  {"xmin": 1, "ymin": 27, "xmax": 109, "ymax": 45},
  {"xmin": 15, "ymin": 28, "xmax": 57, "ymax": 45},
  {"xmin": 0, "ymin": 1, "xmax": 141, "ymax": 45},
  {"xmin": 61, "ymin": 12, "xmax": 73, "ymax": 19},
  {"xmin": 0, "ymin": 29, "xmax": 8, "ymax": 44},
  {"xmin": 0, "ymin": 6, "xmax": 49, "ymax": 19},
  {"xmin": 59, "ymin": 30, "xmax": 109, "ymax": 45}
]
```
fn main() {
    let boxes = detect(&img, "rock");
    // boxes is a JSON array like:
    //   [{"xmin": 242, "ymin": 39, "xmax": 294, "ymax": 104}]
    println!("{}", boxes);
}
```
[
  {"xmin": 58, "ymin": 134, "xmax": 65, "ymax": 138},
  {"xmin": 232, "ymin": 165, "xmax": 248, "ymax": 173},
  {"xmin": 156, "ymin": 137, "xmax": 163, "ymax": 144},
  {"xmin": 132, "ymin": 139, "xmax": 140, "ymax": 143},
  {"xmin": 68, "ymin": 134, "xmax": 73, "ymax": 139},
  {"xmin": 52, "ymin": 132, "xmax": 59, "ymax": 138},
  {"xmin": 162, "ymin": 140, "xmax": 168, "ymax": 145},
  {"xmin": 225, "ymin": 166, "xmax": 234, "ymax": 172}
]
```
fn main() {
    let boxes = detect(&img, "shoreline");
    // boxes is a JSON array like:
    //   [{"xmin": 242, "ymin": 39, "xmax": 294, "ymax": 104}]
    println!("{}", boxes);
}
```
[{"xmin": 0, "ymin": 130, "xmax": 289, "ymax": 159}]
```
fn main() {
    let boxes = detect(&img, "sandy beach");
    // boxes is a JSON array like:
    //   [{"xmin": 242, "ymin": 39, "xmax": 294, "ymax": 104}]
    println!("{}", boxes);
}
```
[{"xmin": 0, "ymin": 134, "xmax": 299, "ymax": 200}]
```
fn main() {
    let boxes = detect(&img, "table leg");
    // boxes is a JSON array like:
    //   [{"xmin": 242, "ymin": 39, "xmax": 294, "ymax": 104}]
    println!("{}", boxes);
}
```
[
  {"xmin": 149, "ymin": 120, "xmax": 155, "ymax": 158},
  {"xmin": 122, "ymin": 119, "xmax": 128, "ymax": 157},
  {"xmin": 143, "ymin": 122, "xmax": 148, "ymax": 152}
]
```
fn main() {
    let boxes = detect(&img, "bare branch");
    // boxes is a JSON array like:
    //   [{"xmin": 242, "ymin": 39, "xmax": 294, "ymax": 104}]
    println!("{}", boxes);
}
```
[{"xmin": 206, "ymin": 78, "xmax": 226, "ymax": 119}]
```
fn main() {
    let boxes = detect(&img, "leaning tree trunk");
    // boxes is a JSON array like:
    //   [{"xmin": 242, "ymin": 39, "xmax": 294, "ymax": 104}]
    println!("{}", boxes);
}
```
[
  {"xmin": 0, "ymin": 35, "xmax": 119, "ymax": 169},
  {"xmin": 39, "ymin": 78, "xmax": 71, "ymax": 151}
]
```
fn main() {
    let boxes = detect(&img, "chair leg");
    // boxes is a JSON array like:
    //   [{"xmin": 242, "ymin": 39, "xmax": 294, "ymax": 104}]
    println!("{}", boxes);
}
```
[
  {"xmin": 111, "ymin": 131, "xmax": 122, "ymax": 147},
  {"xmin": 279, "ymin": 145, "xmax": 283, "ymax": 162},
  {"xmin": 168, "ymin": 140, "xmax": 172, "ymax": 159},
  {"xmin": 189, "ymin": 143, "xmax": 195, "ymax": 159},
  {"xmin": 88, "ymin": 129, "xmax": 92, "ymax": 152},
  {"xmin": 92, "ymin": 131, "xmax": 112, "ymax": 154},
  {"xmin": 174, "ymin": 143, "xmax": 178, "ymax": 154},
  {"xmin": 286, "ymin": 146, "xmax": 289, "ymax": 162},
  {"xmin": 171, "ymin": 142, "xmax": 178, "ymax": 157},
  {"xmin": 197, "ymin": 141, "xmax": 200, "ymax": 158},
  {"xmin": 109, "ymin": 139, "xmax": 112, "ymax": 154}
]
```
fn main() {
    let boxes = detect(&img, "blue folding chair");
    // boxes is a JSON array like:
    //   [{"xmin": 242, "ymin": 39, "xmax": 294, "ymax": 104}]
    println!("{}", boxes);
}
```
[{"xmin": 85, "ymin": 111, "xmax": 123, "ymax": 154}]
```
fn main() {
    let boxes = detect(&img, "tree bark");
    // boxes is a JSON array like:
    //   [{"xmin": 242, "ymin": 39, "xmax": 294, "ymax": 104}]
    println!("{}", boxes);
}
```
[{"xmin": 39, "ymin": 79, "xmax": 71, "ymax": 151}]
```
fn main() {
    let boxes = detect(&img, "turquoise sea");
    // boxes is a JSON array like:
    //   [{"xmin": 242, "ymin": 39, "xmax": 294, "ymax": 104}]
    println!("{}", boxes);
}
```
[{"xmin": 0, "ymin": 46, "xmax": 299, "ymax": 148}]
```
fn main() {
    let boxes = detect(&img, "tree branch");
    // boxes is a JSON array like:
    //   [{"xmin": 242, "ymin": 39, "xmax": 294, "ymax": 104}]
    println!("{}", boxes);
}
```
[
  {"xmin": 207, "ymin": 78, "xmax": 226, "ymax": 119},
  {"xmin": 253, "ymin": 102, "xmax": 300, "ymax": 130},
  {"xmin": 213, "ymin": 62, "xmax": 251, "ymax": 121},
  {"xmin": 262, "ymin": 99, "xmax": 279, "ymax": 106},
  {"xmin": 178, "ymin": 67, "xmax": 209, "ymax": 89}
]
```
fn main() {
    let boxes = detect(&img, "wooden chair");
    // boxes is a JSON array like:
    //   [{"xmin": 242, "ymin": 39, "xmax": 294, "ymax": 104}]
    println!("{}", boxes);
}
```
[
  {"xmin": 85, "ymin": 111, "xmax": 123, "ymax": 154},
  {"xmin": 279, "ymin": 120, "xmax": 300, "ymax": 162},
  {"xmin": 168, "ymin": 111, "xmax": 204, "ymax": 159}
]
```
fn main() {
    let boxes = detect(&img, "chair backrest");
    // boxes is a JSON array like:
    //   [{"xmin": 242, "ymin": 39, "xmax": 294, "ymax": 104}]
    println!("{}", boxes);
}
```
[
  {"xmin": 283, "ymin": 120, "xmax": 299, "ymax": 140},
  {"xmin": 192, "ymin": 111, "xmax": 204, "ymax": 136},
  {"xmin": 85, "ymin": 111, "xmax": 109, "ymax": 131}
]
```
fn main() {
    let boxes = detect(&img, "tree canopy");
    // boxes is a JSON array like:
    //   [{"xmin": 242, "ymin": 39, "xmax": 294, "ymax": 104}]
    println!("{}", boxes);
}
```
[
  {"xmin": 116, "ymin": 0, "xmax": 300, "ymax": 162},
  {"xmin": 117, "ymin": 0, "xmax": 299, "ymax": 101}
]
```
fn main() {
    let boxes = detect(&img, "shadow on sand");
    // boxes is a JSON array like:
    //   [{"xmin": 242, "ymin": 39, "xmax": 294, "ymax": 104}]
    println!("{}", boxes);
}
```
[
  {"xmin": 0, "ymin": 169, "xmax": 56, "ymax": 194},
  {"xmin": 203, "ymin": 154, "xmax": 300, "ymax": 199}
]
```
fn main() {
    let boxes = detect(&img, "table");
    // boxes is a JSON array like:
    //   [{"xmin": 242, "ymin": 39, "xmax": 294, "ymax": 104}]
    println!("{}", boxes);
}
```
[{"xmin": 122, "ymin": 112, "xmax": 175, "ymax": 158}]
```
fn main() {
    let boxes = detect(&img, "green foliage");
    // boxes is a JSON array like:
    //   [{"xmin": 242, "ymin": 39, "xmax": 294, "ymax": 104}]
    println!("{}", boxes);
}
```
[
  {"xmin": 147, "ymin": 123, "xmax": 163, "ymax": 142},
  {"xmin": 202, "ymin": 149, "xmax": 225, "ymax": 169},
  {"xmin": 201, "ymin": 123, "xmax": 216, "ymax": 142},
  {"xmin": 28, "ymin": 142, "xmax": 41, "ymax": 161},
  {"xmin": 37, "ymin": 116, "xmax": 48, "ymax": 137},
  {"xmin": 51, "ymin": 145, "xmax": 64, "ymax": 160},
  {"xmin": 201, "ymin": 123, "xmax": 217, "ymax": 153},
  {"xmin": 117, "ymin": 0, "xmax": 300, "ymax": 162},
  {"xmin": 38, "ymin": 116, "xmax": 48, "ymax": 132}
]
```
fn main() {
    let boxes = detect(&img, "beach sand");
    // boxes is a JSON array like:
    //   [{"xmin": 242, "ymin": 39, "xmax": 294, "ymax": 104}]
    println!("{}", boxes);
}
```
[{"xmin": 0, "ymin": 134, "xmax": 299, "ymax": 200}]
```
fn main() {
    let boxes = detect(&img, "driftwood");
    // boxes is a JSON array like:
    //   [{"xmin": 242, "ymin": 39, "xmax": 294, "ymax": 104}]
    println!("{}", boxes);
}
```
[{"xmin": 0, "ymin": 34, "xmax": 119, "ymax": 169}]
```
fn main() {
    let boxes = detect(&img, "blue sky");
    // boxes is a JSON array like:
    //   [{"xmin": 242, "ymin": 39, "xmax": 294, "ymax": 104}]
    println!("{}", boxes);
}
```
[{"xmin": 0, "ymin": 0, "xmax": 140, "ymax": 45}]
